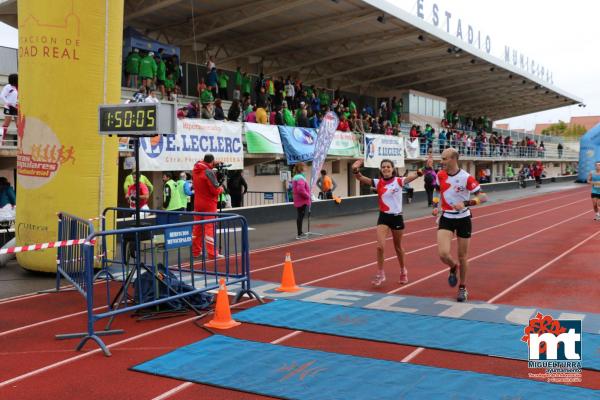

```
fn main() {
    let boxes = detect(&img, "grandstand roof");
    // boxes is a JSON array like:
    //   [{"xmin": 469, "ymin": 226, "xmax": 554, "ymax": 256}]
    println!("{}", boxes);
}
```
[{"xmin": 0, "ymin": 0, "xmax": 583, "ymax": 120}]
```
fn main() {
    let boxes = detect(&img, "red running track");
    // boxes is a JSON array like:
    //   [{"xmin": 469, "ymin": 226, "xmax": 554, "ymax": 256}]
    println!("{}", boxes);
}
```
[{"xmin": 0, "ymin": 186, "xmax": 599, "ymax": 400}]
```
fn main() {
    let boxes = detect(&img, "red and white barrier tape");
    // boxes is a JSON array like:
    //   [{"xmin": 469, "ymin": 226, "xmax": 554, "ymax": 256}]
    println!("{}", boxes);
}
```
[{"xmin": 0, "ymin": 238, "xmax": 95, "ymax": 255}]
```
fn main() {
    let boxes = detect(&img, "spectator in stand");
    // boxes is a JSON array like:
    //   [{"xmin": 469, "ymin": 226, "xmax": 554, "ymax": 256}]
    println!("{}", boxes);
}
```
[
  {"xmin": 256, "ymin": 101, "xmax": 268, "ymax": 124},
  {"xmin": 200, "ymin": 101, "xmax": 213, "ymax": 120},
  {"xmin": 227, "ymin": 170, "xmax": 248, "ymax": 208},
  {"xmin": 319, "ymin": 89, "xmax": 330, "ymax": 111},
  {"xmin": 265, "ymin": 76, "xmax": 275, "ymax": 104},
  {"xmin": 156, "ymin": 54, "xmax": 167, "ymax": 99},
  {"xmin": 197, "ymin": 77, "xmax": 207, "ymax": 98},
  {"xmin": 423, "ymin": 164, "xmax": 437, "ymax": 206},
  {"xmin": 213, "ymin": 99, "xmax": 225, "ymax": 121},
  {"xmin": 245, "ymin": 105, "xmax": 257, "ymax": 123},
  {"xmin": 206, "ymin": 56, "xmax": 215, "ymax": 71},
  {"xmin": 557, "ymin": 142, "xmax": 563, "ymax": 158},
  {"xmin": 144, "ymin": 90, "xmax": 160, "ymax": 104},
  {"xmin": 233, "ymin": 67, "xmax": 242, "ymax": 101},
  {"xmin": 282, "ymin": 101, "xmax": 295, "ymax": 126},
  {"xmin": 297, "ymin": 108, "xmax": 310, "ymax": 128},
  {"xmin": 217, "ymin": 70, "xmax": 229, "ymax": 100},
  {"xmin": 438, "ymin": 129, "xmax": 446, "ymax": 153},
  {"xmin": 338, "ymin": 114, "xmax": 350, "ymax": 132},
  {"xmin": 227, "ymin": 99, "xmax": 241, "ymax": 122},
  {"xmin": 185, "ymin": 100, "xmax": 200, "ymax": 118},
  {"xmin": 125, "ymin": 48, "xmax": 141, "ymax": 88},
  {"xmin": 128, "ymin": 86, "xmax": 146, "ymax": 103},
  {"xmin": 241, "ymin": 72, "xmax": 252, "ymax": 100},
  {"xmin": 308, "ymin": 110, "xmax": 319, "ymax": 129},
  {"xmin": 285, "ymin": 78, "xmax": 295, "ymax": 108},
  {"xmin": 538, "ymin": 141, "xmax": 545, "ymax": 157},
  {"xmin": 164, "ymin": 73, "xmax": 175, "ymax": 100},
  {"xmin": 207, "ymin": 67, "xmax": 218, "ymax": 99},
  {"xmin": 139, "ymin": 51, "xmax": 157, "ymax": 90},
  {"xmin": 257, "ymin": 86, "xmax": 268, "ymax": 110}
]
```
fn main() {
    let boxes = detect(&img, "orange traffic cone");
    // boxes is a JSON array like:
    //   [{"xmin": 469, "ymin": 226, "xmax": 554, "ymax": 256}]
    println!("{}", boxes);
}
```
[
  {"xmin": 276, "ymin": 252, "xmax": 300, "ymax": 292},
  {"xmin": 204, "ymin": 278, "xmax": 241, "ymax": 330}
]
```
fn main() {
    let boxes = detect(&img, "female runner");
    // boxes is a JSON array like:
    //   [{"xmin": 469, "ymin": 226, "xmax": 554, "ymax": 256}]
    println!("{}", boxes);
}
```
[{"xmin": 352, "ymin": 158, "xmax": 424, "ymax": 286}]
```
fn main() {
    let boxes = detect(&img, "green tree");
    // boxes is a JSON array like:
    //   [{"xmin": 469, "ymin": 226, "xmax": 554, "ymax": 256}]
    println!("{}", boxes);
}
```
[{"xmin": 542, "ymin": 121, "xmax": 586, "ymax": 138}]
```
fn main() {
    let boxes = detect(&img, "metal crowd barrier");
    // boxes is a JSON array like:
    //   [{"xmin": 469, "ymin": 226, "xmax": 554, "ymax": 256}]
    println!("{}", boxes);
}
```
[
  {"xmin": 56, "ymin": 207, "xmax": 261, "ymax": 356},
  {"xmin": 56, "ymin": 212, "xmax": 95, "ymax": 296},
  {"xmin": 244, "ymin": 191, "xmax": 289, "ymax": 207}
]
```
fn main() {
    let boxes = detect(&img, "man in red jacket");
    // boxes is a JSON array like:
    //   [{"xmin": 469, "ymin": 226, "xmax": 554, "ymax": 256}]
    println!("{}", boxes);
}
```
[{"xmin": 192, "ymin": 154, "xmax": 223, "ymax": 258}]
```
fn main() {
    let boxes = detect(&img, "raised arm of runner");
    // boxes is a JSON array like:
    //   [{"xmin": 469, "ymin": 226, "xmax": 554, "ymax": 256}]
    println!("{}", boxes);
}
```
[{"xmin": 352, "ymin": 159, "xmax": 373, "ymax": 186}]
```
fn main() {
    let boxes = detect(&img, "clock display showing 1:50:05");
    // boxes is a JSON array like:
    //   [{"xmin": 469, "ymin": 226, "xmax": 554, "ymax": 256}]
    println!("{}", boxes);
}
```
[{"xmin": 99, "ymin": 105, "xmax": 157, "ymax": 132}]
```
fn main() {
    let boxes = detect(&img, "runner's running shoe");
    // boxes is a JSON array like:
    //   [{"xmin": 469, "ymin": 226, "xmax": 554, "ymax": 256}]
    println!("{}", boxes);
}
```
[
  {"xmin": 448, "ymin": 266, "xmax": 458, "ymax": 287},
  {"xmin": 371, "ymin": 273, "xmax": 386, "ymax": 287},
  {"xmin": 457, "ymin": 286, "xmax": 468, "ymax": 302},
  {"xmin": 399, "ymin": 268, "xmax": 408, "ymax": 284}
]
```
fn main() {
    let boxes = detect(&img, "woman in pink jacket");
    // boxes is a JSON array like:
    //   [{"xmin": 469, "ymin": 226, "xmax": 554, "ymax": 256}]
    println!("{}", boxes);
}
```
[{"xmin": 292, "ymin": 162, "xmax": 311, "ymax": 239}]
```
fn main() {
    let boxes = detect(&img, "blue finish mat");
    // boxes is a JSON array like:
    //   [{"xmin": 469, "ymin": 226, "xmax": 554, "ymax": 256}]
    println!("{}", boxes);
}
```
[
  {"xmin": 132, "ymin": 335, "xmax": 600, "ymax": 400},
  {"xmin": 235, "ymin": 299, "xmax": 600, "ymax": 371}
]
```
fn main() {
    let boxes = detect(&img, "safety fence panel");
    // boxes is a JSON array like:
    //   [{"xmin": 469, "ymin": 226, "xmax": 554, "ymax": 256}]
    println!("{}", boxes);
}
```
[
  {"xmin": 56, "ymin": 212, "xmax": 95, "ymax": 296},
  {"xmin": 57, "ymin": 208, "xmax": 260, "ymax": 356}
]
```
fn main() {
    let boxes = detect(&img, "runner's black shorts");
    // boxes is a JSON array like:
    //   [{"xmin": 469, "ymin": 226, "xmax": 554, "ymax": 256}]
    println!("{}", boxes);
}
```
[
  {"xmin": 3, "ymin": 106, "xmax": 17, "ymax": 116},
  {"xmin": 438, "ymin": 215, "xmax": 472, "ymax": 238},
  {"xmin": 592, "ymin": 193, "xmax": 600, "ymax": 199},
  {"xmin": 377, "ymin": 212, "xmax": 404, "ymax": 230}
]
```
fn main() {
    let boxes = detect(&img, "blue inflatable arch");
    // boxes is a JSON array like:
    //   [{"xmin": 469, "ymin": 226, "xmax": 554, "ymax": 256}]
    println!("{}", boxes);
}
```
[{"xmin": 578, "ymin": 123, "xmax": 600, "ymax": 182}]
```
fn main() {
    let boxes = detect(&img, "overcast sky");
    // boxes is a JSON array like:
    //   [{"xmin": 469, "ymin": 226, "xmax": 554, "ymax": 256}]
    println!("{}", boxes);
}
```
[{"xmin": 1, "ymin": 0, "xmax": 598, "ymax": 130}]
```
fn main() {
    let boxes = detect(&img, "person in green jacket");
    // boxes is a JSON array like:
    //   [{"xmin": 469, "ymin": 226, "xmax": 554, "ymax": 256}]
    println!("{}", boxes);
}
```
[
  {"xmin": 139, "ymin": 51, "xmax": 157, "ymax": 89},
  {"xmin": 506, "ymin": 165, "xmax": 515, "ymax": 181},
  {"xmin": 319, "ymin": 89, "xmax": 330, "ymax": 109},
  {"xmin": 164, "ymin": 73, "xmax": 175, "ymax": 100},
  {"xmin": 241, "ymin": 73, "xmax": 252, "ymax": 99},
  {"xmin": 163, "ymin": 172, "xmax": 185, "ymax": 211},
  {"xmin": 125, "ymin": 48, "xmax": 141, "ymax": 88},
  {"xmin": 218, "ymin": 70, "xmax": 229, "ymax": 100},
  {"xmin": 156, "ymin": 56, "xmax": 167, "ymax": 99},
  {"xmin": 123, "ymin": 166, "xmax": 154, "ymax": 198},
  {"xmin": 282, "ymin": 101, "xmax": 295, "ymax": 126}
]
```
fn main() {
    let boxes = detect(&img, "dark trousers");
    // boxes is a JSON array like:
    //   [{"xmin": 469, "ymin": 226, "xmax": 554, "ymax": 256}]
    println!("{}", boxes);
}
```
[
  {"xmin": 425, "ymin": 185, "xmax": 435, "ymax": 206},
  {"xmin": 296, "ymin": 205, "xmax": 307, "ymax": 235},
  {"xmin": 230, "ymin": 193, "xmax": 243, "ymax": 208},
  {"xmin": 219, "ymin": 87, "xmax": 228, "ymax": 100}
]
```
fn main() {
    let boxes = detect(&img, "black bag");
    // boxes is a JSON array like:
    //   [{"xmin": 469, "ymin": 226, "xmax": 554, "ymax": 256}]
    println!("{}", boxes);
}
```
[{"xmin": 133, "ymin": 263, "xmax": 213, "ymax": 311}]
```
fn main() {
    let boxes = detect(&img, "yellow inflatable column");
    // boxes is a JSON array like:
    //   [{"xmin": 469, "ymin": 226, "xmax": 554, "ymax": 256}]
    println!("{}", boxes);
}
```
[{"xmin": 16, "ymin": 1, "xmax": 123, "ymax": 272}]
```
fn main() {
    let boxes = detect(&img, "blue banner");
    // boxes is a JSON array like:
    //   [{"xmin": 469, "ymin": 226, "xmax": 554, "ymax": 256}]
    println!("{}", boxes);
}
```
[
  {"xmin": 164, "ymin": 226, "xmax": 193, "ymax": 250},
  {"xmin": 278, "ymin": 126, "xmax": 317, "ymax": 165}
]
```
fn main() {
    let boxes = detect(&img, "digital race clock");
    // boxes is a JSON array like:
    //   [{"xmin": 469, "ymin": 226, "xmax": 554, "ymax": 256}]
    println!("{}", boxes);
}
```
[{"xmin": 98, "ymin": 103, "xmax": 176, "ymax": 135}]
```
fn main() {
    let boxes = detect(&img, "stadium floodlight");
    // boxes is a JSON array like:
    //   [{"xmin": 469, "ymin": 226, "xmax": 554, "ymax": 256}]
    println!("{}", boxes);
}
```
[
  {"xmin": 522, "ymin": 80, "xmax": 527, "ymax": 84},
  {"xmin": 508, "ymin": 74, "xmax": 513, "ymax": 79},
  {"xmin": 534, "ymin": 85, "xmax": 540, "ymax": 89},
  {"xmin": 418, "ymin": 34, "xmax": 425, "ymax": 42},
  {"xmin": 470, "ymin": 59, "xmax": 476, "ymax": 64},
  {"xmin": 489, "ymin": 67, "xmax": 495, "ymax": 72},
  {"xmin": 545, "ymin": 90, "xmax": 550, "ymax": 94},
  {"xmin": 377, "ymin": 14, "xmax": 386, "ymax": 24}
]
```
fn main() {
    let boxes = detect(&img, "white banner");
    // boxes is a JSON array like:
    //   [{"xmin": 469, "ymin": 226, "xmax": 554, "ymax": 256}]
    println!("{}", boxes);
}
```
[
  {"xmin": 139, "ymin": 119, "xmax": 244, "ymax": 171},
  {"xmin": 364, "ymin": 134, "xmax": 405, "ymax": 169},
  {"xmin": 244, "ymin": 122, "xmax": 284, "ymax": 154},
  {"xmin": 405, "ymin": 137, "xmax": 420, "ymax": 159}
]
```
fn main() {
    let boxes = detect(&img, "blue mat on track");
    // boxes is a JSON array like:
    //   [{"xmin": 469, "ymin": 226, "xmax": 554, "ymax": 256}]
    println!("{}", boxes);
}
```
[
  {"xmin": 132, "ymin": 335, "xmax": 600, "ymax": 400},
  {"xmin": 234, "ymin": 299, "xmax": 600, "ymax": 371}
]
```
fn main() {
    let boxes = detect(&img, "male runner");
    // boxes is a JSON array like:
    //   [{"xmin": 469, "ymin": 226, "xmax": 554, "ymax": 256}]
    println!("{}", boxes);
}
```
[
  {"xmin": 433, "ymin": 148, "xmax": 487, "ymax": 302},
  {"xmin": 587, "ymin": 161, "xmax": 600, "ymax": 220}
]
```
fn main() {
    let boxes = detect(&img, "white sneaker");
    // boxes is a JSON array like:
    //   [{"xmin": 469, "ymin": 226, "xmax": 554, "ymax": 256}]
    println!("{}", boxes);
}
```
[{"xmin": 595, "ymin": 215, "xmax": 600, "ymax": 221}]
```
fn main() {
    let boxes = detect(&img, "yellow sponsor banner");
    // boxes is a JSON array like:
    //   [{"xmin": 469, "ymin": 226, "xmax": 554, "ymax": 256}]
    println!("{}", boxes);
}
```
[{"xmin": 16, "ymin": 0, "xmax": 123, "ymax": 271}]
